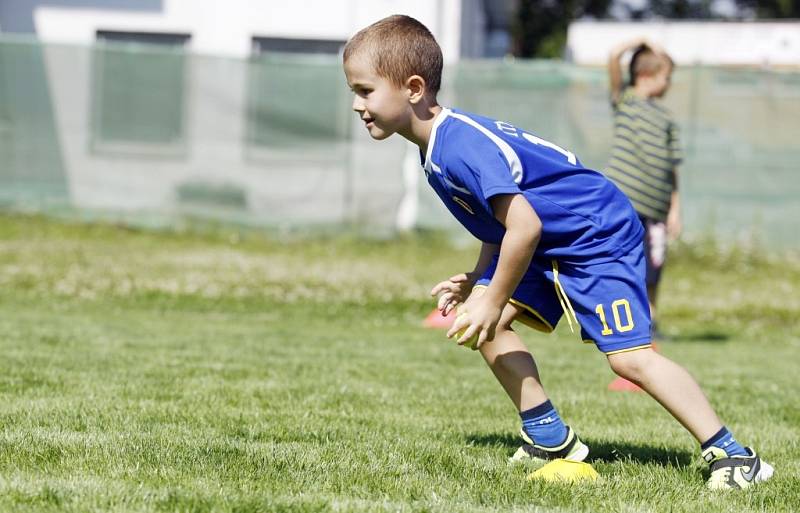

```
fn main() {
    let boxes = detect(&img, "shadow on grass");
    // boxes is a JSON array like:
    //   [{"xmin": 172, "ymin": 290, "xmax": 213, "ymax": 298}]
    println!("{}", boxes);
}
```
[
  {"xmin": 466, "ymin": 433, "xmax": 693, "ymax": 468},
  {"xmin": 466, "ymin": 432, "xmax": 519, "ymax": 450},
  {"xmin": 660, "ymin": 331, "xmax": 730, "ymax": 343},
  {"xmin": 582, "ymin": 439, "xmax": 694, "ymax": 467}
]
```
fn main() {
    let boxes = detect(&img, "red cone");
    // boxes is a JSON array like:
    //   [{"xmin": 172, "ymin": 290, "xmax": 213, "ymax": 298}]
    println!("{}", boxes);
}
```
[
  {"xmin": 422, "ymin": 308, "xmax": 454, "ymax": 328},
  {"xmin": 607, "ymin": 376, "xmax": 643, "ymax": 392}
]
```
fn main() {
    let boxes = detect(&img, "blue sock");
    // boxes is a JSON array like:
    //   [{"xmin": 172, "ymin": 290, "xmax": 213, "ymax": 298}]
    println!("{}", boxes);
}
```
[
  {"xmin": 520, "ymin": 399, "xmax": 568, "ymax": 448},
  {"xmin": 701, "ymin": 427, "xmax": 748, "ymax": 458}
]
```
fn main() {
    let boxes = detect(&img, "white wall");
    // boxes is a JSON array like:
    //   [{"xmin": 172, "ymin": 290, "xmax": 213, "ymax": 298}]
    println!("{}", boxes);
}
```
[
  {"xmin": 0, "ymin": 0, "xmax": 466, "ymax": 229},
  {"xmin": 568, "ymin": 21, "xmax": 800, "ymax": 67},
  {"xmin": 2, "ymin": 0, "xmax": 463, "ymax": 62}
]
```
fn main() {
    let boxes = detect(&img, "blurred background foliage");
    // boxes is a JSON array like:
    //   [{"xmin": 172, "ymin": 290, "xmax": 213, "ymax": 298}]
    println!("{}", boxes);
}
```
[{"xmin": 514, "ymin": 0, "xmax": 800, "ymax": 58}]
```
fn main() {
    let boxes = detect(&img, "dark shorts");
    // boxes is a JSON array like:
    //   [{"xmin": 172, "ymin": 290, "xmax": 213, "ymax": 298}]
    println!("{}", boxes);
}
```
[
  {"xmin": 640, "ymin": 215, "xmax": 668, "ymax": 287},
  {"xmin": 475, "ymin": 245, "xmax": 652, "ymax": 355}
]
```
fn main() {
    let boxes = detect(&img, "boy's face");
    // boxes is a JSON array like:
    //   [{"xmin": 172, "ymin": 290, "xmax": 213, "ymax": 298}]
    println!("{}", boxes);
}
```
[
  {"xmin": 344, "ymin": 53, "xmax": 411, "ymax": 140},
  {"xmin": 650, "ymin": 64, "xmax": 672, "ymax": 98}
]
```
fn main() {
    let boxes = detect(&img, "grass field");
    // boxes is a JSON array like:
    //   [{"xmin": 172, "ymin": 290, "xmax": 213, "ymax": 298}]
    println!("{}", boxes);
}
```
[{"xmin": 0, "ymin": 214, "xmax": 797, "ymax": 513}]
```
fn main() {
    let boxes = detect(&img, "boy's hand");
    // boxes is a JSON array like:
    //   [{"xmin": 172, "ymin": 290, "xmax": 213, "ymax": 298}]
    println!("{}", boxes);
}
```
[
  {"xmin": 430, "ymin": 273, "xmax": 477, "ymax": 316},
  {"xmin": 446, "ymin": 295, "xmax": 501, "ymax": 349}
]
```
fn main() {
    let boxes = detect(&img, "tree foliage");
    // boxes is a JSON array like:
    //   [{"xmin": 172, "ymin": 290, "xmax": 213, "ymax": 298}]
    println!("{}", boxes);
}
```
[
  {"xmin": 745, "ymin": 0, "xmax": 800, "ymax": 18},
  {"xmin": 514, "ymin": 0, "xmax": 613, "ymax": 58},
  {"xmin": 513, "ymin": 0, "xmax": 800, "ymax": 58}
]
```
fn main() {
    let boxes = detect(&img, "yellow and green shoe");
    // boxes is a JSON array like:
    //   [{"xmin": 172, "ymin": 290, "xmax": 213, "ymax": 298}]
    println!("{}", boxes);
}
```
[
  {"xmin": 703, "ymin": 446, "xmax": 774, "ymax": 490},
  {"xmin": 509, "ymin": 425, "xmax": 589, "ymax": 464}
]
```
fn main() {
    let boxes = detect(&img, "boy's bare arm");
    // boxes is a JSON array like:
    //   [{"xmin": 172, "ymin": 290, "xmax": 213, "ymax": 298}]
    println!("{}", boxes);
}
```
[
  {"xmin": 447, "ymin": 194, "xmax": 540, "ymax": 347},
  {"xmin": 608, "ymin": 37, "xmax": 652, "ymax": 104},
  {"xmin": 484, "ymin": 194, "xmax": 541, "ymax": 308}
]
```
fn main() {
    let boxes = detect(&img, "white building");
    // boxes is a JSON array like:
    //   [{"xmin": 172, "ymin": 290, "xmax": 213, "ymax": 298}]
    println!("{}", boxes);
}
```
[
  {"xmin": 0, "ymin": 0, "xmax": 514, "ymax": 230},
  {"xmin": 568, "ymin": 21, "xmax": 800, "ymax": 67},
  {"xmin": 0, "ymin": 0, "xmax": 516, "ymax": 61}
]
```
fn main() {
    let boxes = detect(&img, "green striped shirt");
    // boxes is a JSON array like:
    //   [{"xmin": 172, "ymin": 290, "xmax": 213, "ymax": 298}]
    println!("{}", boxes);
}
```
[{"xmin": 605, "ymin": 87, "xmax": 683, "ymax": 221}]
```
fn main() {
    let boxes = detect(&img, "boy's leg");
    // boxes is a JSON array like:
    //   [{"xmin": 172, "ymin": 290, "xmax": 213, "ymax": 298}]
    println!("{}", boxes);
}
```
[
  {"xmin": 563, "ymin": 250, "xmax": 719, "ymax": 441},
  {"xmin": 469, "ymin": 259, "xmax": 562, "ymax": 413},
  {"xmin": 478, "ymin": 300, "xmax": 547, "ymax": 412},
  {"xmin": 607, "ymin": 348, "xmax": 721, "ymax": 442},
  {"xmin": 607, "ymin": 347, "xmax": 774, "ymax": 489},
  {"xmin": 564, "ymin": 249, "xmax": 773, "ymax": 489},
  {"xmin": 466, "ymin": 287, "xmax": 588, "ymax": 462}
]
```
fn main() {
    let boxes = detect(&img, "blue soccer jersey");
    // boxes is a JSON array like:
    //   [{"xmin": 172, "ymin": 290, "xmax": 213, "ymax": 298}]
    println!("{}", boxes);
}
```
[{"xmin": 423, "ymin": 108, "xmax": 643, "ymax": 265}]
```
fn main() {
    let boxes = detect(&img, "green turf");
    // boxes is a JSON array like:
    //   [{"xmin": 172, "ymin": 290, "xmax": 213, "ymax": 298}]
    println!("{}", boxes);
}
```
[{"xmin": 0, "ymin": 214, "xmax": 797, "ymax": 512}]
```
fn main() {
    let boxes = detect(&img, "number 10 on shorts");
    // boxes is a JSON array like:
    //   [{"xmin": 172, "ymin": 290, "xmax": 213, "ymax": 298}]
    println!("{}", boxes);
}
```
[{"xmin": 595, "ymin": 299, "xmax": 634, "ymax": 335}]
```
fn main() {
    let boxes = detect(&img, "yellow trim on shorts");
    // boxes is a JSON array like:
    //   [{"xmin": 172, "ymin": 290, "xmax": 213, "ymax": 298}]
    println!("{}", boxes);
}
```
[
  {"xmin": 472, "ymin": 284, "xmax": 554, "ymax": 333},
  {"xmin": 551, "ymin": 260, "xmax": 579, "ymax": 333},
  {"xmin": 509, "ymin": 298, "xmax": 554, "ymax": 333},
  {"xmin": 604, "ymin": 343, "xmax": 653, "ymax": 355}
]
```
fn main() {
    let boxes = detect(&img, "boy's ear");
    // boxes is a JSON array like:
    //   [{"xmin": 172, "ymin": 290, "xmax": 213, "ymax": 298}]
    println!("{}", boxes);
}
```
[{"xmin": 406, "ymin": 75, "xmax": 426, "ymax": 104}]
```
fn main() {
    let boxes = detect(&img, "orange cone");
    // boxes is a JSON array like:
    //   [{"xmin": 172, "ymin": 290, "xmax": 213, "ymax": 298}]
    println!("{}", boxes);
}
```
[
  {"xmin": 422, "ymin": 308, "xmax": 454, "ymax": 328},
  {"xmin": 607, "ymin": 376, "xmax": 643, "ymax": 392}
]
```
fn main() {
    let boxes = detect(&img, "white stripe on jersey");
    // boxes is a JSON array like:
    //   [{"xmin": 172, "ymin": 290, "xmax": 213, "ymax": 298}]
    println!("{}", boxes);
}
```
[
  {"xmin": 448, "ymin": 111, "xmax": 524, "ymax": 184},
  {"xmin": 424, "ymin": 109, "xmax": 449, "ymax": 175}
]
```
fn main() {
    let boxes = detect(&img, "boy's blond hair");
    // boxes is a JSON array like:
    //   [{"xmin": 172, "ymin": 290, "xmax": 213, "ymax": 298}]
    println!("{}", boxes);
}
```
[
  {"xmin": 343, "ymin": 15, "xmax": 443, "ymax": 94},
  {"xmin": 629, "ymin": 45, "xmax": 674, "ymax": 85}
]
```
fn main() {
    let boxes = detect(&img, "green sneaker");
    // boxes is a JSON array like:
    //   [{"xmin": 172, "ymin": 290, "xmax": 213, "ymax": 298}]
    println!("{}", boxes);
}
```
[
  {"xmin": 509, "ymin": 425, "xmax": 589, "ymax": 464},
  {"xmin": 703, "ymin": 446, "xmax": 774, "ymax": 490}
]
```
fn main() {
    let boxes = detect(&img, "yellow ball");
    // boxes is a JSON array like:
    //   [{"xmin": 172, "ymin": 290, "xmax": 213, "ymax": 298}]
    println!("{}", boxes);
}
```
[{"xmin": 454, "ymin": 312, "xmax": 479, "ymax": 350}]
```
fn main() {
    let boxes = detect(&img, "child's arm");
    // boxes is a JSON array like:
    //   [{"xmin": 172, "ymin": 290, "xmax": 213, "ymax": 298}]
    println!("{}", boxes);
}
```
[
  {"xmin": 474, "ymin": 241, "xmax": 500, "ymax": 274},
  {"xmin": 430, "ymin": 241, "xmax": 499, "ymax": 316},
  {"xmin": 667, "ymin": 169, "xmax": 682, "ymax": 240},
  {"xmin": 608, "ymin": 37, "xmax": 649, "ymax": 105},
  {"xmin": 447, "ymin": 194, "xmax": 541, "ymax": 348}
]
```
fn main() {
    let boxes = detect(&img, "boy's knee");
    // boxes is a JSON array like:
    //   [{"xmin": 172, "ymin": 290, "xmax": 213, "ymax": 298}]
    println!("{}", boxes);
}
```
[{"xmin": 607, "ymin": 348, "xmax": 657, "ymax": 381}]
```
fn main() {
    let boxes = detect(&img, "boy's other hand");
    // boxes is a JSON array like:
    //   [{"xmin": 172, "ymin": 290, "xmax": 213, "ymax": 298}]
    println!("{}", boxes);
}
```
[
  {"xmin": 446, "ymin": 295, "xmax": 501, "ymax": 349},
  {"xmin": 430, "ymin": 273, "xmax": 477, "ymax": 316}
]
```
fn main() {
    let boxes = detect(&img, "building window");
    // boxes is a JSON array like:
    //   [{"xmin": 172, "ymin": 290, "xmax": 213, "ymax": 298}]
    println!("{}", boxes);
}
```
[
  {"xmin": 251, "ymin": 37, "xmax": 345, "ymax": 56},
  {"xmin": 90, "ymin": 30, "xmax": 191, "ymax": 157},
  {"xmin": 246, "ymin": 37, "xmax": 349, "ymax": 157}
]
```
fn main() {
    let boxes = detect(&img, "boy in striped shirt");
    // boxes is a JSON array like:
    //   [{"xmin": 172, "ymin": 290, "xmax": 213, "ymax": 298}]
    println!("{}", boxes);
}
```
[{"xmin": 606, "ymin": 39, "xmax": 681, "ymax": 337}]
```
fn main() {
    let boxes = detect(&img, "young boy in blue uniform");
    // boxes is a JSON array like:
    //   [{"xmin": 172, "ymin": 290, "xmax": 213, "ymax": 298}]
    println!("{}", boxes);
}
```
[{"xmin": 342, "ymin": 14, "xmax": 772, "ymax": 490}]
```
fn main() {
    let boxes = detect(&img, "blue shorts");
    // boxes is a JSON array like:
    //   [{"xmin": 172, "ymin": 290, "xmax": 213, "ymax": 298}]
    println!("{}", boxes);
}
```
[{"xmin": 476, "ymin": 247, "xmax": 652, "ymax": 354}]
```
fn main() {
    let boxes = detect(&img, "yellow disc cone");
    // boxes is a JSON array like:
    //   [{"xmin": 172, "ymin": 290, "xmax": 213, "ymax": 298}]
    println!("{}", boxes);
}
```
[{"xmin": 527, "ymin": 459, "xmax": 599, "ymax": 483}]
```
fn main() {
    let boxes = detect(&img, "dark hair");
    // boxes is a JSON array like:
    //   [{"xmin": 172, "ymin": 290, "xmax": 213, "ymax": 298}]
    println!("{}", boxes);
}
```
[
  {"xmin": 629, "ymin": 45, "xmax": 674, "ymax": 86},
  {"xmin": 343, "ymin": 15, "xmax": 443, "ymax": 94}
]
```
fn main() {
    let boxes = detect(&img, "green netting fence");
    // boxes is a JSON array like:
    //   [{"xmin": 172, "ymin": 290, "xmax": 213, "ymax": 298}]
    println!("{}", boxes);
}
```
[{"xmin": 1, "ymin": 37, "xmax": 798, "ymax": 247}]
